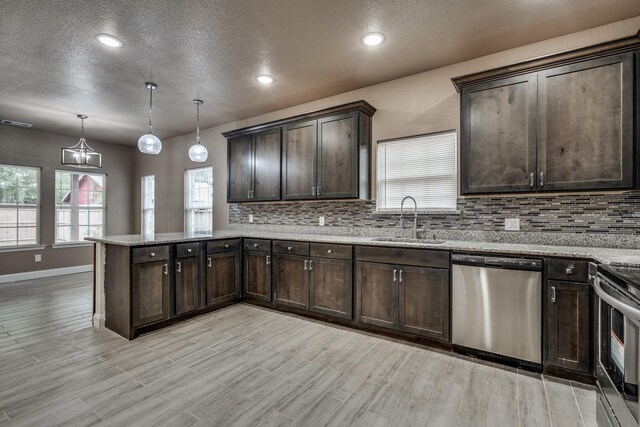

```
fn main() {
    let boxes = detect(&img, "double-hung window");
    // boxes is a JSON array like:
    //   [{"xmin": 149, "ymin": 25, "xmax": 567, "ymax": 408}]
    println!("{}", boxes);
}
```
[
  {"xmin": 185, "ymin": 167, "xmax": 213, "ymax": 234},
  {"xmin": 377, "ymin": 131, "xmax": 457, "ymax": 210},
  {"xmin": 141, "ymin": 175, "xmax": 155, "ymax": 236},
  {"xmin": 0, "ymin": 164, "xmax": 40, "ymax": 247},
  {"xmin": 55, "ymin": 170, "xmax": 106, "ymax": 243}
]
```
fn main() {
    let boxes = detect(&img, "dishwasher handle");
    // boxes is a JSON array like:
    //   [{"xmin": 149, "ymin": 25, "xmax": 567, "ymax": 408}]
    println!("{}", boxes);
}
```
[{"xmin": 452, "ymin": 254, "xmax": 542, "ymax": 271}]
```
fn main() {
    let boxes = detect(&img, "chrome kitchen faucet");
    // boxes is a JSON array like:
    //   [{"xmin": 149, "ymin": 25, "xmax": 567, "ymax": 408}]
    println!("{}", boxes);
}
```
[{"xmin": 400, "ymin": 196, "xmax": 418, "ymax": 239}]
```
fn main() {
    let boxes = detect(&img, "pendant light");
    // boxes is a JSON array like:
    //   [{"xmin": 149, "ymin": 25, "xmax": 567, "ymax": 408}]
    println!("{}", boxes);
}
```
[
  {"xmin": 61, "ymin": 115, "xmax": 102, "ymax": 168},
  {"xmin": 188, "ymin": 99, "xmax": 208, "ymax": 162},
  {"xmin": 138, "ymin": 82, "xmax": 162, "ymax": 155}
]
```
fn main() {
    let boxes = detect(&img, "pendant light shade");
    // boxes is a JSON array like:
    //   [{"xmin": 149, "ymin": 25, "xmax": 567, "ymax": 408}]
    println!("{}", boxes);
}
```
[
  {"xmin": 61, "ymin": 115, "xmax": 102, "ymax": 168},
  {"xmin": 138, "ymin": 82, "xmax": 162, "ymax": 155},
  {"xmin": 188, "ymin": 99, "xmax": 208, "ymax": 162}
]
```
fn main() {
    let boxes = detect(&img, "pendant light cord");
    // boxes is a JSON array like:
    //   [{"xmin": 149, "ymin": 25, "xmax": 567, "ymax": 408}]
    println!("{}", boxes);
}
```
[
  {"xmin": 196, "ymin": 102, "xmax": 201, "ymax": 144},
  {"xmin": 148, "ymin": 87, "xmax": 153, "ymax": 133},
  {"xmin": 81, "ymin": 117, "xmax": 85, "ymax": 138}
]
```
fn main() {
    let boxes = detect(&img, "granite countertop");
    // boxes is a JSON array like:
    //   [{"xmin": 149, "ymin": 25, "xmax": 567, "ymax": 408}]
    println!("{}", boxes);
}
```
[{"xmin": 86, "ymin": 230, "xmax": 640, "ymax": 268}]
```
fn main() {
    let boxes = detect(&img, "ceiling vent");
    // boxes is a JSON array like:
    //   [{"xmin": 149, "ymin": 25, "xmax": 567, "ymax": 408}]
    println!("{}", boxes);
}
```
[{"xmin": 1, "ymin": 119, "xmax": 32, "ymax": 128}]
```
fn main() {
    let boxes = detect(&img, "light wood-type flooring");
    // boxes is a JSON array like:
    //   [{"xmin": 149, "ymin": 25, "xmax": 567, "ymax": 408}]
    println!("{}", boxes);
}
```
[{"xmin": 0, "ymin": 273, "xmax": 597, "ymax": 426}]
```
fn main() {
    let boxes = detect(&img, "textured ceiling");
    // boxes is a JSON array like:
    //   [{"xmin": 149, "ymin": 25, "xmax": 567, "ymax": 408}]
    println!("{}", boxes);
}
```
[{"xmin": 1, "ymin": 0, "xmax": 640, "ymax": 145}]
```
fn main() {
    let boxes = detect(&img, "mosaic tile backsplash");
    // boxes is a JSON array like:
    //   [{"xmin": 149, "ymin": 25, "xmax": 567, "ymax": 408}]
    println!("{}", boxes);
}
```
[{"xmin": 229, "ymin": 192, "xmax": 640, "ymax": 235}]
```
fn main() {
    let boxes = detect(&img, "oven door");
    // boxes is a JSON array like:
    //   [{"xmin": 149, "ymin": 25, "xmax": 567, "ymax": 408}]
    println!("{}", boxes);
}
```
[{"xmin": 594, "ymin": 273, "xmax": 640, "ymax": 426}]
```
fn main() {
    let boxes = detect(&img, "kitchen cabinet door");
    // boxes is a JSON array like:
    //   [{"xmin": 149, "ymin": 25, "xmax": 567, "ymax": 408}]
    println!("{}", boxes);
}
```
[
  {"xmin": 309, "ymin": 257, "xmax": 353, "ymax": 320},
  {"xmin": 205, "ymin": 252, "xmax": 240, "ymax": 306},
  {"xmin": 273, "ymin": 253, "xmax": 309, "ymax": 310},
  {"xmin": 227, "ymin": 135, "xmax": 253, "ymax": 202},
  {"xmin": 537, "ymin": 54, "xmax": 633, "ymax": 191},
  {"xmin": 460, "ymin": 74, "xmax": 537, "ymax": 194},
  {"xmin": 398, "ymin": 265, "xmax": 450, "ymax": 340},
  {"xmin": 546, "ymin": 280, "xmax": 591, "ymax": 373},
  {"xmin": 282, "ymin": 120, "xmax": 317, "ymax": 200},
  {"xmin": 355, "ymin": 261, "xmax": 397, "ymax": 329},
  {"xmin": 317, "ymin": 113, "xmax": 358, "ymax": 199},
  {"xmin": 253, "ymin": 129, "xmax": 281, "ymax": 201},
  {"xmin": 175, "ymin": 255, "xmax": 199, "ymax": 315},
  {"xmin": 132, "ymin": 260, "xmax": 170, "ymax": 327},
  {"xmin": 244, "ymin": 250, "xmax": 272, "ymax": 301}
]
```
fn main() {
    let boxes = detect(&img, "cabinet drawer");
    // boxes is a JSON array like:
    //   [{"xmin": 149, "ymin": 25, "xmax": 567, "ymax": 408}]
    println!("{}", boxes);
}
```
[
  {"xmin": 177, "ymin": 242, "xmax": 200, "ymax": 258},
  {"xmin": 547, "ymin": 259, "xmax": 589, "ymax": 282},
  {"xmin": 132, "ymin": 245, "xmax": 169, "ymax": 264},
  {"xmin": 273, "ymin": 240, "xmax": 309, "ymax": 256},
  {"xmin": 310, "ymin": 243, "xmax": 352, "ymax": 260},
  {"xmin": 207, "ymin": 239, "xmax": 241, "ymax": 254},
  {"xmin": 355, "ymin": 246, "xmax": 449, "ymax": 269},
  {"xmin": 244, "ymin": 239, "xmax": 271, "ymax": 253}
]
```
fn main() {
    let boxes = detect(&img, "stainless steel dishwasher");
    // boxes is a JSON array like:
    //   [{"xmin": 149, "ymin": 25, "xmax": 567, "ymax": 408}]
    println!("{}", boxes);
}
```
[{"xmin": 452, "ymin": 254, "xmax": 542, "ymax": 364}]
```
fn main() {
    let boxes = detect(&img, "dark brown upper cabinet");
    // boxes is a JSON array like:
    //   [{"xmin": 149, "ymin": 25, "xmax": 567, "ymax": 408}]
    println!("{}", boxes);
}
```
[
  {"xmin": 227, "ymin": 129, "xmax": 281, "ymax": 202},
  {"xmin": 455, "ymin": 34, "xmax": 640, "ymax": 195},
  {"xmin": 460, "ymin": 74, "xmax": 537, "ymax": 194},
  {"xmin": 537, "ymin": 53, "xmax": 634, "ymax": 191},
  {"xmin": 223, "ymin": 101, "xmax": 375, "ymax": 202}
]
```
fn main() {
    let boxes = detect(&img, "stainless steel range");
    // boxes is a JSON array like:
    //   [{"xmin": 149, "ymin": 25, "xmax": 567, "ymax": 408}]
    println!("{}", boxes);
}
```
[{"xmin": 590, "ymin": 263, "xmax": 640, "ymax": 427}]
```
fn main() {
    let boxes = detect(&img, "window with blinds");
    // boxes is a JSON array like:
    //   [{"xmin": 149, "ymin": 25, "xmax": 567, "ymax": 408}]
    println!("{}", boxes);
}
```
[{"xmin": 377, "ymin": 131, "xmax": 457, "ymax": 210}]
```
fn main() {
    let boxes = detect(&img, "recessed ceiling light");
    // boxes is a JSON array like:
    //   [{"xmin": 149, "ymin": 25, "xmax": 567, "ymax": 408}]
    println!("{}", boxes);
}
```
[
  {"xmin": 362, "ymin": 32, "xmax": 385, "ymax": 46},
  {"xmin": 256, "ymin": 75, "xmax": 275, "ymax": 84},
  {"xmin": 96, "ymin": 34, "xmax": 123, "ymax": 48}
]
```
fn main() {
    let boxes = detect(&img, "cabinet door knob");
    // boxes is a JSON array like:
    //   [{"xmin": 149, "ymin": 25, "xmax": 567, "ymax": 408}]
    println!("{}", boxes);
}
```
[
  {"xmin": 566, "ymin": 265, "xmax": 574, "ymax": 274},
  {"xmin": 150, "ymin": 252, "xmax": 155, "ymax": 257}
]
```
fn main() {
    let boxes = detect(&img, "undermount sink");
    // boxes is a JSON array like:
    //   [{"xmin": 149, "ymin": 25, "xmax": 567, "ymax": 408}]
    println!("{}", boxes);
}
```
[{"xmin": 372, "ymin": 237, "xmax": 445, "ymax": 244}]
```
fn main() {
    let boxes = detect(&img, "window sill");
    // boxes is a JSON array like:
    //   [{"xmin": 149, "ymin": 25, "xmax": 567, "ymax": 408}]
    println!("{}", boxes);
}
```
[
  {"xmin": 52, "ymin": 242, "xmax": 94, "ymax": 249},
  {"xmin": 0, "ymin": 244, "xmax": 46, "ymax": 253},
  {"xmin": 373, "ymin": 209, "xmax": 461, "ymax": 215}
]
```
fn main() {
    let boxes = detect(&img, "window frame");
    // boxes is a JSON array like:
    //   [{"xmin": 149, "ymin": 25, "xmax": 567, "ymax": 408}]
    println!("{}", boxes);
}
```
[
  {"xmin": 376, "ymin": 130, "xmax": 458, "ymax": 212},
  {"xmin": 54, "ymin": 169, "xmax": 107, "ymax": 245},
  {"xmin": 184, "ymin": 166, "xmax": 213, "ymax": 235},
  {"xmin": 0, "ymin": 164, "xmax": 41, "ymax": 249},
  {"xmin": 141, "ymin": 175, "xmax": 155, "ymax": 237}
]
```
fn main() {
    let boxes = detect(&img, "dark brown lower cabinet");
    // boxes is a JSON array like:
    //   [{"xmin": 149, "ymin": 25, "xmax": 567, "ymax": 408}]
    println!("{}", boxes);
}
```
[
  {"xmin": 205, "ymin": 252, "xmax": 240, "ymax": 306},
  {"xmin": 273, "ymin": 254, "xmax": 309, "ymax": 310},
  {"xmin": 545, "ymin": 280, "xmax": 591, "ymax": 373},
  {"xmin": 309, "ymin": 257, "xmax": 353, "ymax": 319},
  {"xmin": 356, "ymin": 260, "xmax": 450, "ymax": 340},
  {"xmin": 132, "ymin": 260, "xmax": 170, "ymax": 327},
  {"xmin": 398, "ymin": 266, "xmax": 450, "ymax": 340},
  {"xmin": 175, "ymin": 254, "xmax": 199, "ymax": 315},
  {"xmin": 355, "ymin": 261, "xmax": 397, "ymax": 329},
  {"xmin": 244, "ymin": 250, "xmax": 272, "ymax": 301}
]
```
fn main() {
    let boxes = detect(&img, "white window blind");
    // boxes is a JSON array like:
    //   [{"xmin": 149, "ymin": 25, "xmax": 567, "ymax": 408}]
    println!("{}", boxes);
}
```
[
  {"xmin": 55, "ymin": 170, "xmax": 106, "ymax": 243},
  {"xmin": 0, "ymin": 164, "xmax": 40, "ymax": 247},
  {"xmin": 377, "ymin": 131, "xmax": 457, "ymax": 210},
  {"xmin": 141, "ymin": 175, "xmax": 155, "ymax": 237}
]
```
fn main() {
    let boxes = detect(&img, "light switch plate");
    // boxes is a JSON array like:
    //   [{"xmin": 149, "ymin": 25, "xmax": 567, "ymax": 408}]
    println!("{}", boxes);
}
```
[
  {"xmin": 249, "ymin": 214, "xmax": 254, "ymax": 223},
  {"xmin": 35, "ymin": 254, "xmax": 41, "ymax": 262},
  {"xmin": 504, "ymin": 218, "xmax": 520, "ymax": 231},
  {"xmin": 319, "ymin": 216, "xmax": 325, "ymax": 226}
]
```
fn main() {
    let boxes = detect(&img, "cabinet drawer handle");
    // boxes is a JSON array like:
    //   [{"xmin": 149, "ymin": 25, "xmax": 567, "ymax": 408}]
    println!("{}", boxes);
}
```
[
  {"xmin": 187, "ymin": 248, "xmax": 192, "ymax": 253},
  {"xmin": 529, "ymin": 172, "xmax": 534, "ymax": 187},
  {"xmin": 266, "ymin": 255, "xmax": 270, "ymax": 265},
  {"xmin": 304, "ymin": 260, "xmax": 308, "ymax": 271},
  {"xmin": 224, "ymin": 244, "xmax": 230, "ymax": 249},
  {"xmin": 393, "ymin": 269, "xmax": 397, "ymax": 282},
  {"xmin": 312, "ymin": 187, "xmax": 316, "ymax": 196},
  {"xmin": 317, "ymin": 187, "xmax": 321, "ymax": 196},
  {"xmin": 176, "ymin": 261, "xmax": 181, "ymax": 273},
  {"xmin": 399, "ymin": 269, "xmax": 403, "ymax": 283},
  {"xmin": 254, "ymin": 243, "xmax": 258, "ymax": 248},
  {"xmin": 207, "ymin": 257, "xmax": 212, "ymax": 268},
  {"xmin": 540, "ymin": 172, "xmax": 545, "ymax": 187},
  {"xmin": 565, "ymin": 264, "xmax": 574, "ymax": 275},
  {"xmin": 287, "ymin": 246, "xmax": 292, "ymax": 251},
  {"xmin": 551, "ymin": 286, "xmax": 556, "ymax": 303},
  {"xmin": 309, "ymin": 260, "xmax": 313, "ymax": 271},
  {"xmin": 163, "ymin": 264, "xmax": 168, "ymax": 275},
  {"xmin": 150, "ymin": 252, "xmax": 155, "ymax": 257},
  {"xmin": 327, "ymin": 249, "xmax": 332, "ymax": 254}
]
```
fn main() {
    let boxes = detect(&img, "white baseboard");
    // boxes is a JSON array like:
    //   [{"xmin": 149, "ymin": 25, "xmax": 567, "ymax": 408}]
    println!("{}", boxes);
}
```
[
  {"xmin": 93, "ymin": 313, "xmax": 105, "ymax": 330},
  {"xmin": 0, "ymin": 264, "xmax": 93, "ymax": 284}
]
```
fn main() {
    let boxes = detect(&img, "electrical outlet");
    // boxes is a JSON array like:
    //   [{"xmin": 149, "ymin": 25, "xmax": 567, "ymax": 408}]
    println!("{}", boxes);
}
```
[
  {"xmin": 249, "ymin": 214, "xmax": 254, "ymax": 223},
  {"xmin": 504, "ymin": 218, "xmax": 520, "ymax": 231},
  {"xmin": 35, "ymin": 254, "xmax": 41, "ymax": 262},
  {"xmin": 319, "ymin": 216, "xmax": 325, "ymax": 226}
]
